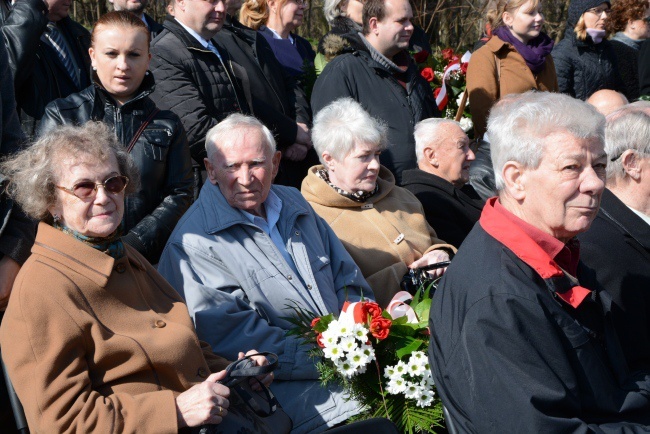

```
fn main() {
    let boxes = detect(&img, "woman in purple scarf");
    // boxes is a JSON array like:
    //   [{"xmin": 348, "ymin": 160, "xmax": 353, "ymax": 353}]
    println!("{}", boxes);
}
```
[{"xmin": 466, "ymin": 0, "xmax": 558, "ymax": 139}]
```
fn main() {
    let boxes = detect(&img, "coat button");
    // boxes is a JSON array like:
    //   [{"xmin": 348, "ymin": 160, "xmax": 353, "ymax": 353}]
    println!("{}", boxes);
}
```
[
  {"xmin": 307, "ymin": 284, "xmax": 312, "ymax": 290},
  {"xmin": 115, "ymin": 263, "xmax": 126, "ymax": 273},
  {"xmin": 295, "ymin": 231, "xmax": 300, "ymax": 236},
  {"xmin": 197, "ymin": 367, "xmax": 208, "ymax": 378},
  {"xmin": 287, "ymin": 275, "xmax": 293, "ymax": 281},
  {"xmin": 154, "ymin": 320, "xmax": 166, "ymax": 328}
]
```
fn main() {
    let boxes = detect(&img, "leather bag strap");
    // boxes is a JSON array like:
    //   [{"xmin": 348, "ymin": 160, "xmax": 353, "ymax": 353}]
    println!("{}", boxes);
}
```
[{"xmin": 126, "ymin": 108, "xmax": 160, "ymax": 154}]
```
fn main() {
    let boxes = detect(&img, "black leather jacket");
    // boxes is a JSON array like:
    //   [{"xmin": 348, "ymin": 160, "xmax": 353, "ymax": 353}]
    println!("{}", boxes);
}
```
[
  {"xmin": 2, "ymin": 0, "xmax": 91, "ymax": 138},
  {"xmin": 38, "ymin": 73, "xmax": 193, "ymax": 264}
]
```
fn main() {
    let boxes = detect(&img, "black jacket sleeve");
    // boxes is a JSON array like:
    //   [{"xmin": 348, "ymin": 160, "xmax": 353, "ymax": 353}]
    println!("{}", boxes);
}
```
[
  {"xmin": 1, "ymin": 0, "xmax": 48, "ymax": 91},
  {"xmin": 0, "ymin": 35, "xmax": 34, "ymax": 264}
]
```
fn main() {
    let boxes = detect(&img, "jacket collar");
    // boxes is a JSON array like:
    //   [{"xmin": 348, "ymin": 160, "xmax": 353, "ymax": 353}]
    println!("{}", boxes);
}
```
[
  {"xmin": 401, "ymin": 169, "xmax": 485, "ymax": 210},
  {"xmin": 92, "ymin": 68, "xmax": 156, "ymax": 109},
  {"xmin": 485, "ymin": 34, "xmax": 512, "ymax": 54},
  {"xmin": 479, "ymin": 198, "xmax": 591, "ymax": 308},
  {"xmin": 301, "ymin": 165, "xmax": 394, "ymax": 209},
  {"xmin": 163, "ymin": 16, "xmax": 216, "ymax": 53},
  {"xmin": 599, "ymin": 188, "xmax": 650, "ymax": 251},
  {"xmin": 31, "ymin": 223, "xmax": 146, "ymax": 288},
  {"xmin": 198, "ymin": 181, "xmax": 311, "ymax": 234}
]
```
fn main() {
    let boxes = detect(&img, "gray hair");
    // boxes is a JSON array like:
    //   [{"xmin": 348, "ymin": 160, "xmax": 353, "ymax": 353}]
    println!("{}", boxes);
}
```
[
  {"xmin": 488, "ymin": 92, "xmax": 605, "ymax": 191},
  {"xmin": 312, "ymin": 98, "xmax": 388, "ymax": 164},
  {"xmin": 205, "ymin": 113, "xmax": 276, "ymax": 162},
  {"xmin": 0, "ymin": 122, "xmax": 139, "ymax": 221},
  {"xmin": 414, "ymin": 118, "xmax": 463, "ymax": 163},
  {"xmin": 629, "ymin": 100, "xmax": 650, "ymax": 111},
  {"xmin": 323, "ymin": 0, "xmax": 346, "ymax": 24},
  {"xmin": 604, "ymin": 107, "xmax": 650, "ymax": 180}
]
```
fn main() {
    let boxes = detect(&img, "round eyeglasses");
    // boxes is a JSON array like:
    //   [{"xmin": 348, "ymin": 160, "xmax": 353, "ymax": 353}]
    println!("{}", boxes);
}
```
[{"xmin": 56, "ymin": 175, "xmax": 129, "ymax": 200}]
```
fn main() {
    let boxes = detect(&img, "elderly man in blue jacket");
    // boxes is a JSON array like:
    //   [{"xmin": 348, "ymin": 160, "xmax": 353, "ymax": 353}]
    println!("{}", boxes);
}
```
[
  {"xmin": 429, "ymin": 91, "xmax": 650, "ymax": 433},
  {"xmin": 158, "ymin": 113, "xmax": 373, "ymax": 434}
]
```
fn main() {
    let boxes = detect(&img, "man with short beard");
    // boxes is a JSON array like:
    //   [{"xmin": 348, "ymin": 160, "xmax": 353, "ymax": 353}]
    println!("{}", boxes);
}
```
[{"xmin": 109, "ymin": 0, "xmax": 164, "ymax": 38}]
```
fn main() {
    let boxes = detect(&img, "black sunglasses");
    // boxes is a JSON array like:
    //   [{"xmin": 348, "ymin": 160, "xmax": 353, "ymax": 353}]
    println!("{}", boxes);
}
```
[{"xmin": 56, "ymin": 175, "xmax": 129, "ymax": 200}]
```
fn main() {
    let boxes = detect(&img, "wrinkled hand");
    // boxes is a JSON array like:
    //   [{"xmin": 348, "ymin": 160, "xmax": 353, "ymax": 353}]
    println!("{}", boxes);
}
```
[
  {"xmin": 283, "ymin": 143, "xmax": 309, "ymax": 162},
  {"xmin": 0, "ymin": 256, "xmax": 20, "ymax": 311},
  {"xmin": 409, "ymin": 249, "xmax": 450, "ymax": 278},
  {"xmin": 176, "ymin": 370, "xmax": 230, "ymax": 428},
  {"xmin": 295, "ymin": 122, "xmax": 312, "ymax": 148},
  {"xmin": 239, "ymin": 350, "xmax": 274, "ymax": 391}
]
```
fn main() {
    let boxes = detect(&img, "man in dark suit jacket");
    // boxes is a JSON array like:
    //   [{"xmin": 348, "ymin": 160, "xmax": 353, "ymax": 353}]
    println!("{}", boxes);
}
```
[
  {"xmin": 109, "ymin": 0, "xmax": 165, "ymax": 39},
  {"xmin": 402, "ymin": 118, "xmax": 484, "ymax": 248},
  {"xmin": 2, "ymin": 0, "xmax": 91, "ymax": 139},
  {"xmin": 579, "ymin": 105, "xmax": 650, "ymax": 372}
]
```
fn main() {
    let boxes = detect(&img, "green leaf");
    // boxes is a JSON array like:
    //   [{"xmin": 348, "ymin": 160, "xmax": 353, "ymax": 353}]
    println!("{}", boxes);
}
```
[
  {"xmin": 413, "ymin": 298, "xmax": 431, "ymax": 322},
  {"xmin": 396, "ymin": 337, "xmax": 424, "ymax": 359}
]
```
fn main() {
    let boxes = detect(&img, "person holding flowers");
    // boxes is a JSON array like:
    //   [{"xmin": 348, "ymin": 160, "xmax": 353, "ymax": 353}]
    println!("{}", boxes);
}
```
[
  {"xmin": 302, "ymin": 98, "xmax": 455, "ymax": 308},
  {"xmin": 466, "ymin": 0, "xmax": 558, "ymax": 139}
]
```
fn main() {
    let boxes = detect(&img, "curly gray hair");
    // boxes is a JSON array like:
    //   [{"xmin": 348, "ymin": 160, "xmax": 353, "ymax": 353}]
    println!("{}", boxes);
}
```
[{"xmin": 0, "ymin": 122, "xmax": 139, "ymax": 221}]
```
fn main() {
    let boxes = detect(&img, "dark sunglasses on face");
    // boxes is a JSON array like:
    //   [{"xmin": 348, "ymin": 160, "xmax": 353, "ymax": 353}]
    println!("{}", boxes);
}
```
[{"xmin": 56, "ymin": 175, "xmax": 129, "ymax": 200}]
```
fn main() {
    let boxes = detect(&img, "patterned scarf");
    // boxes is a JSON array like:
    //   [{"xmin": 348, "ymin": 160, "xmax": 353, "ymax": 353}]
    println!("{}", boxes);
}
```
[
  {"xmin": 54, "ymin": 221, "xmax": 125, "ymax": 259},
  {"xmin": 316, "ymin": 169, "xmax": 379, "ymax": 202}
]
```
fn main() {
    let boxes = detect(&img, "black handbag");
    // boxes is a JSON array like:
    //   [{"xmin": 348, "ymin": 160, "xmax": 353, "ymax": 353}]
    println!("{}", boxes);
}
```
[{"xmin": 195, "ymin": 352, "xmax": 292, "ymax": 434}]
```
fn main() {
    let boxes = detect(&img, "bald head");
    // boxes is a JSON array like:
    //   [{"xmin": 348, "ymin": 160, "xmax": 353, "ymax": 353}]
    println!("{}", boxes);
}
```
[{"xmin": 587, "ymin": 90, "xmax": 629, "ymax": 116}]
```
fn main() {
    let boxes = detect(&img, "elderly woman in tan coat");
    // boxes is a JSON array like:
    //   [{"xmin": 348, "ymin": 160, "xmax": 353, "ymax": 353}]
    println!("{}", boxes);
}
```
[
  {"xmin": 0, "ymin": 122, "xmax": 271, "ymax": 433},
  {"xmin": 301, "ymin": 99, "xmax": 455, "ymax": 307},
  {"xmin": 467, "ymin": 0, "xmax": 558, "ymax": 139}
]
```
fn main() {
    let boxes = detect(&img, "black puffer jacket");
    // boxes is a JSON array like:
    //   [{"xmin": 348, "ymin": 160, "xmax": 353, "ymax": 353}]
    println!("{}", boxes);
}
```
[
  {"xmin": 1, "ymin": 0, "xmax": 91, "ymax": 138},
  {"xmin": 552, "ymin": 30, "xmax": 623, "ymax": 100},
  {"xmin": 149, "ymin": 17, "xmax": 252, "ymax": 165},
  {"xmin": 552, "ymin": 0, "xmax": 623, "ymax": 100},
  {"xmin": 312, "ymin": 49, "xmax": 439, "ymax": 184},
  {"xmin": 37, "ymin": 73, "xmax": 193, "ymax": 264}
]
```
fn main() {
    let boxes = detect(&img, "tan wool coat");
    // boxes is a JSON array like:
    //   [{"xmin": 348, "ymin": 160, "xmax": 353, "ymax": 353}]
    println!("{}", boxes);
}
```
[
  {"xmin": 301, "ymin": 166, "xmax": 455, "ymax": 307},
  {"xmin": 0, "ymin": 223, "xmax": 229, "ymax": 434},
  {"xmin": 467, "ymin": 35, "xmax": 559, "ymax": 139}
]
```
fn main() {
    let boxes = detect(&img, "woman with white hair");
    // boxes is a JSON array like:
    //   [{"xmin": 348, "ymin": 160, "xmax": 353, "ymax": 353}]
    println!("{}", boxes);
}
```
[
  {"xmin": 314, "ymin": 0, "xmax": 366, "ymax": 75},
  {"xmin": 301, "ymin": 98, "xmax": 455, "ymax": 307},
  {"xmin": 578, "ymin": 105, "xmax": 650, "ymax": 372}
]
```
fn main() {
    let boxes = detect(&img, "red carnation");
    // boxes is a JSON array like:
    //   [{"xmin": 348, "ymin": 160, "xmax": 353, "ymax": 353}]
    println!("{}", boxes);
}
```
[
  {"xmin": 420, "ymin": 67, "xmax": 435, "ymax": 82},
  {"xmin": 362, "ymin": 302, "xmax": 382, "ymax": 320},
  {"xmin": 441, "ymin": 48, "xmax": 454, "ymax": 62},
  {"xmin": 369, "ymin": 317, "xmax": 392, "ymax": 340},
  {"xmin": 413, "ymin": 49, "xmax": 429, "ymax": 64},
  {"xmin": 316, "ymin": 332, "xmax": 325, "ymax": 348},
  {"xmin": 311, "ymin": 317, "xmax": 321, "ymax": 329}
]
